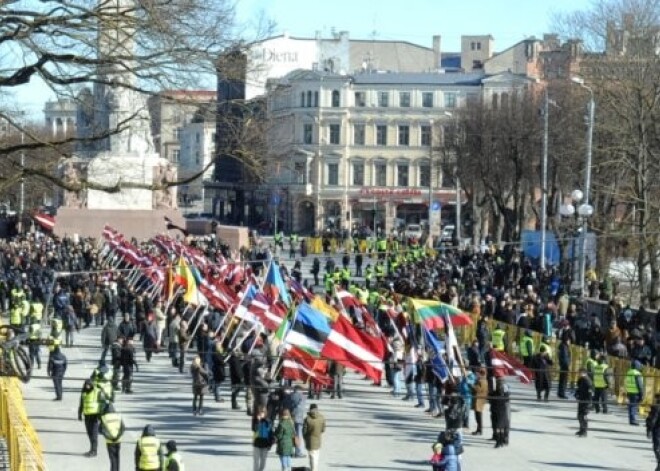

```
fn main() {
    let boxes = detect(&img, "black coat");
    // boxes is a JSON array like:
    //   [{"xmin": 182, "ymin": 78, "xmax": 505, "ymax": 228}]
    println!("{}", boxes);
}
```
[
  {"xmin": 47, "ymin": 350, "xmax": 67, "ymax": 377},
  {"xmin": 490, "ymin": 386, "xmax": 511, "ymax": 429},
  {"xmin": 532, "ymin": 353, "xmax": 553, "ymax": 390}
]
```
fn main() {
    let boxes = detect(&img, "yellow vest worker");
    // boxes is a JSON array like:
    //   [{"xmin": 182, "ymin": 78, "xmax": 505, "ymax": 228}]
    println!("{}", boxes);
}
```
[
  {"xmin": 163, "ymin": 440, "xmax": 185, "ymax": 471},
  {"xmin": 78, "ymin": 380, "xmax": 102, "ymax": 457},
  {"xmin": 135, "ymin": 425, "xmax": 162, "ymax": 471},
  {"xmin": 593, "ymin": 362, "xmax": 609, "ymax": 389},
  {"xmin": 492, "ymin": 327, "xmax": 506, "ymax": 352},
  {"xmin": 30, "ymin": 302, "xmax": 44, "ymax": 322},
  {"xmin": 100, "ymin": 404, "xmax": 124, "ymax": 471},
  {"xmin": 520, "ymin": 334, "xmax": 534, "ymax": 358},
  {"xmin": 625, "ymin": 367, "xmax": 642, "ymax": 394}
]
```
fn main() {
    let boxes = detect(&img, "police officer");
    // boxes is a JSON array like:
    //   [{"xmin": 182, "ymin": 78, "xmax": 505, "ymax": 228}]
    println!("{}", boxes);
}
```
[
  {"xmin": 593, "ymin": 354, "xmax": 611, "ymax": 414},
  {"xmin": 99, "ymin": 403, "xmax": 125, "ymax": 471},
  {"xmin": 491, "ymin": 324, "xmax": 506, "ymax": 352},
  {"xmin": 375, "ymin": 261, "xmax": 386, "ymax": 286},
  {"xmin": 539, "ymin": 336, "xmax": 553, "ymax": 361},
  {"xmin": 135, "ymin": 425, "xmax": 163, "ymax": 471},
  {"xmin": 78, "ymin": 379, "xmax": 104, "ymax": 457},
  {"xmin": 163, "ymin": 440, "xmax": 185, "ymax": 471},
  {"xmin": 519, "ymin": 329, "xmax": 534, "ymax": 368},
  {"xmin": 9, "ymin": 284, "xmax": 25, "ymax": 330},
  {"xmin": 575, "ymin": 367, "xmax": 593, "ymax": 437},
  {"xmin": 626, "ymin": 360, "xmax": 644, "ymax": 426},
  {"xmin": 27, "ymin": 313, "xmax": 42, "ymax": 369},
  {"xmin": 340, "ymin": 266, "xmax": 350, "ymax": 289},
  {"xmin": 364, "ymin": 264, "xmax": 373, "ymax": 290},
  {"xmin": 584, "ymin": 349, "xmax": 598, "ymax": 380},
  {"xmin": 95, "ymin": 364, "xmax": 115, "ymax": 405},
  {"xmin": 46, "ymin": 345, "xmax": 67, "ymax": 401}
]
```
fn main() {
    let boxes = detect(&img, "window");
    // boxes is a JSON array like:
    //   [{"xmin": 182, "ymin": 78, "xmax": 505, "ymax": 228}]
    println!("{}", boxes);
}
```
[
  {"xmin": 303, "ymin": 124, "xmax": 313, "ymax": 144},
  {"xmin": 327, "ymin": 163, "xmax": 339, "ymax": 186},
  {"xmin": 331, "ymin": 90, "xmax": 340, "ymax": 107},
  {"xmin": 375, "ymin": 163, "xmax": 387, "ymax": 186},
  {"xmin": 314, "ymin": 91, "xmax": 319, "ymax": 107},
  {"xmin": 378, "ymin": 91, "xmax": 389, "ymax": 107},
  {"xmin": 306, "ymin": 91, "xmax": 312, "ymax": 107},
  {"xmin": 175, "ymin": 127, "xmax": 183, "ymax": 140},
  {"xmin": 195, "ymin": 150, "xmax": 201, "ymax": 165},
  {"xmin": 376, "ymin": 125, "xmax": 387, "ymax": 146},
  {"xmin": 444, "ymin": 92, "xmax": 457, "ymax": 109},
  {"xmin": 398, "ymin": 125, "xmax": 410, "ymax": 146},
  {"xmin": 355, "ymin": 91, "xmax": 366, "ymax": 107},
  {"xmin": 471, "ymin": 41, "xmax": 476, "ymax": 51},
  {"xmin": 420, "ymin": 165, "xmax": 430, "ymax": 187},
  {"xmin": 172, "ymin": 149, "xmax": 180, "ymax": 163},
  {"xmin": 294, "ymin": 162, "xmax": 307, "ymax": 184},
  {"xmin": 353, "ymin": 163, "xmax": 365, "ymax": 186},
  {"xmin": 399, "ymin": 92, "xmax": 411, "ymax": 108},
  {"xmin": 195, "ymin": 133, "xmax": 201, "ymax": 144},
  {"xmin": 397, "ymin": 164, "xmax": 409, "ymax": 187},
  {"xmin": 422, "ymin": 92, "xmax": 434, "ymax": 108},
  {"xmin": 329, "ymin": 124, "xmax": 340, "ymax": 145},
  {"xmin": 421, "ymin": 125, "xmax": 432, "ymax": 146},
  {"xmin": 300, "ymin": 92, "xmax": 305, "ymax": 107},
  {"xmin": 353, "ymin": 124, "xmax": 365, "ymax": 145},
  {"xmin": 477, "ymin": 42, "xmax": 482, "ymax": 50}
]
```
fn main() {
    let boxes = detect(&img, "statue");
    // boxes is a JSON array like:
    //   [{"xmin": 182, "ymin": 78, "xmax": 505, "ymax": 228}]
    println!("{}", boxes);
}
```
[
  {"xmin": 62, "ymin": 161, "xmax": 84, "ymax": 208},
  {"xmin": 153, "ymin": 162, "xmax": 177, "ymax": 209}
]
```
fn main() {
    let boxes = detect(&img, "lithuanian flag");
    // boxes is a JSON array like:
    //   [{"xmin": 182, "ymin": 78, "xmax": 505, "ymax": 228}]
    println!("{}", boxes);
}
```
[{"xmin": 410, "ymin": 298, "xmax": 472, "ymax": 330}]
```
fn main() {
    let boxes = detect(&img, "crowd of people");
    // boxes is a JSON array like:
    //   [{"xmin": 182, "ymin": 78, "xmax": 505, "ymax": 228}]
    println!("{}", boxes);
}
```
[{"xmin": 4, "ymin": 230, "xmax": 659, "ymax": 470}]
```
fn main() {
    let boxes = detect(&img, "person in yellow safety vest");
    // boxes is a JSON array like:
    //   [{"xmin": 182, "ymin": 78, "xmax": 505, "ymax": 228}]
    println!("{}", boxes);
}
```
[
  {"xmin": 375, "ymin": 262, "xmax": 386, "ymax": 285},
  {"xmin": 135, "ymin": 424, "xmax": 163, "ymax": 471},
  {"xmin": 10, "ymin": 286, "xmax": 25, "ymax": 308},
  {"xmin": 592, "ymin": 354, "xmax": 611, "ymax": 414},
  {"xmin": 356, "ymin": 286, "xmax": 369, "ymax": 304},
  {"xmin": 30, "ymin": 299, "xmax": 44, "ymax": 323},
  {"xmin": 9, "ymin": 301, "xmax": 23, "ymax": 329},
  {"xmin": 491, "ymin": 324, "xmax": 507, "ymax": 352},
  {"xmin": 99, "ymin": 403, "xmax": 125, "ymax": 471},
  {"xmin": 20, "ymin": 292, "xmax": 31, "ymax": 326},
  {"xmin": 391, "ymin": 238, "xmax": 399, "ymax": 254},
  {"xmin": 78, "ymin": 379, "xmax": 104, "ymax": 457},
  {"xmin": 340, "ymin": 267, "xmax": 350, "ymax": 288},
  {"xmin": 27, "ymin": 315, "xmax": 42, "ymax": 369},
  {"xmin": 323, "ymin": 272, "xmax": 334, "ymax": 295},
  {"xmin": 539, "ymin": 337, "xmax": 553, "ymax": 361},
  {"xmin": 332, "ymin": 267, "xmax": 341, "ymax": 284},
  {"xmin": 519, "ymin": 329, "xmax": 534, "ymax": 368},
  {"xmin": 625, "ymin": 360, "xmax": 644, "ymax": 426},
  {"xmin": 49, "ymin": 316, "xmax": 63, "ymax": 345},
  {"xmin": 584, "ymin": 350, "xmax": 598, "ymax": 380},
  {"xmin": 163, "ymin": 440, "xmax": 185, "ymax": 471},
  {"xmin": 94, "ymin": 364, "xmax": 115, "ymax": 405},
  {"xmin": 376, "ymin": 237, "xmax": 387, "ymax": 260},
  {"xmin": 364, "ymin": 264, "xmax": 374, "ymax": 290},
  {"xmin": 389, "ymin": 256, "xmax": 399, "ymax": 275}
]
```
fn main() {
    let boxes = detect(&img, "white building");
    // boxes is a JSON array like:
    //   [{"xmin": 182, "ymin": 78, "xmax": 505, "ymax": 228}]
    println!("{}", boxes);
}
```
[
  {"xmin": 178, "ymin": 111, "xmax": 216, "ymax": 205},
  {"xmin": 43, "ymin": 98, "xmax": 77, "ymax": 137},
  {"xmin": 265, "ymin": 69, "xmax": 534, "ymax": 235}
]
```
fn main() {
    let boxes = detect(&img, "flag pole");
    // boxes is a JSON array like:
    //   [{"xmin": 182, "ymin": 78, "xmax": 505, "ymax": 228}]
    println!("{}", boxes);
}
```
[{"xmin": 185, "ymin": 304, "xmax": 208, "ymax": 350}]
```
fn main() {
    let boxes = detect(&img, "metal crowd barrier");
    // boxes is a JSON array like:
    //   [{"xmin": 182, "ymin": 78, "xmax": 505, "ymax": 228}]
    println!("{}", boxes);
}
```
[{"xmin": 0, "ymin": 377, "xmax": 45, "ymax": 471}]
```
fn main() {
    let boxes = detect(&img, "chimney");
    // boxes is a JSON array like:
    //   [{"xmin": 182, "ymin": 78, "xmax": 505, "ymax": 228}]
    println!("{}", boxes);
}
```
[{"xmin": 433, "ymin": 35, "xmax": 442, "ymax": 69}]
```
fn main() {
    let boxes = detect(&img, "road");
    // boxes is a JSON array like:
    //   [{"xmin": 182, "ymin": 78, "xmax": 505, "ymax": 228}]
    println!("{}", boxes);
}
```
[{"xmin": 21, "ymin": 323, "xmax": 655, "ymax": 471}]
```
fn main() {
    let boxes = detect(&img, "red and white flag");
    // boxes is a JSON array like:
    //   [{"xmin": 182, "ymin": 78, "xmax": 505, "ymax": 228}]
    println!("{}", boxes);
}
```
[
  {"xmin": 490, "ymin": 349, "xmax": 534, "ymax": 384},
  {"xmin": 321, "ymin": 315, "xmax": 387, "ymax": 382},
  {"xmin": 248, "ymin": 293, "xmax": 286, "ymax": 331},
  {"xmin": 281, "ymin": 346, "xmax": 332, "ymax": 386},
  {"xmin": 33, "ymin": 212, "xmax": 55, "ymax": 231}
]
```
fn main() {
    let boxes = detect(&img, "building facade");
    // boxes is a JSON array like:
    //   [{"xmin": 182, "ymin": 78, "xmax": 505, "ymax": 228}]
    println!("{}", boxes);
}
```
[
  {"xmin": 265, "ymin": 70, "xmax": 534, "ymax": 235},
  {"xmin": 178, "ymin": 114, "xmax": 216, "ymax": 205},
  {"xmin": 43, "ymin": 98, "xmax": 77, "ymax": 137}
]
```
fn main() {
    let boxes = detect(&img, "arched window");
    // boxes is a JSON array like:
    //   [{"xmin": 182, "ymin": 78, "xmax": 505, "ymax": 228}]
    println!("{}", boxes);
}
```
[
  {"xmin": 300, "ymin": 92, "xmax": 305, "ymax": 107},
  {"xmin": 331, "ymin": 90, "xmax": 340, "ymax": 107},
  {"xmin": 306, "ymin": 91, "xmax": 312, "ymax": 107},
  {"xmin": 492, "ymin": 93, "xmax": 499, "ymax": 110},
  {"xmin": 314, "ymin": 91, "xmax": 319, "ymax": 107}
]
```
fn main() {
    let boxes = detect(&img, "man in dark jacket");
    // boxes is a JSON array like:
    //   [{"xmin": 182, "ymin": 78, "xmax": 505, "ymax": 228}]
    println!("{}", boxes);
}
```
[
  {"xmin": 532, "ymin": 346, "xmax": 553, "ymax": 402},
  {"xmin": 575, "ymin": 367, "xmax": 593, "ymax": 437},
  {"xmin": 558, "ymin": 338, "xmax": 571, "ymax": 399},
  {"xmin": 118, "ymin": 313, "xmax": 137, "ymax": 339},
  {"xmin": 47, "ymin": 345, "xmax": 67, "ymax": 400},
  {"xmin": 645, "ymin": 394, "xmax": 660, "ymax": 470},
  {"xmin": 120, "ymin": 338, "xmax": 138, "ymax": 393},
  {"xmin": 101, "ymin": 317, "xmax": 119, "ymax": 362}
]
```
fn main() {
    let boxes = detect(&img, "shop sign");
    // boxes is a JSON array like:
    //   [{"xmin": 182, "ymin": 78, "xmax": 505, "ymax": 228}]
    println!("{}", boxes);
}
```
[{"xmin": 360, "ymin": 188, "xmax": 423, "ymax": 196}]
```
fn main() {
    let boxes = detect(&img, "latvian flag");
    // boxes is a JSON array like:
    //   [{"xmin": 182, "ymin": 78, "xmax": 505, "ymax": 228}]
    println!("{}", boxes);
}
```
[
  {"xmin": 491, "ymin": 349, "xmax": 533, "ymax": 384},
  {"xmin": 33, "ymin": 212, "xmax": 55, "ymax": 231},
  {"xmin": 248, "ymin": 293, "xmax": 287, "ymax": 331},
  {"xmin": 281, "ymin": 346, "xmax": 332, "ymax": 386}
]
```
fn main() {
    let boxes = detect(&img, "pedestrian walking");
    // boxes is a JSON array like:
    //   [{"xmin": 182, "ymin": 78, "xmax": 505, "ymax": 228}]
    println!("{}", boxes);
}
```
[
  {"xmin": 191, "ymin": 355, "xmax": 209, "ymax": 416},
  {"xmin": 303, "ymin": 403, "xmax": 326, "ymax": 471},
  {"xmin": 532, "ymin": 345, "xmax": 553, "ymax": 402},
  {"xmin": 78, "ymin": 379, "xmax": 103, "ymax": 457},
  {"xmin": 120, "ymin": 338, "xmax": 138, "ymax": 394},
  {"xmin": 575, "ymin": 367, "xmax": 593, "ymax": 437},
  {"xmin": 645, "ymin": 394, "xmax": 660, "ymax": 471},
  {"xmin": 472, "ymin": 367, "xmax": 488, "ymax": 436},
  {"xmin": 558, "ymin": 337, "xmax": 571, "ymax": 399},
  {"xmin": 274, "ymin": 408, "xmax": 295, "ymax": 471},
  {"xmin": 626, "ymin": 360, "xmax": 645, "ymax": 426},
  {"xmin": 252, "ymin": 405, "xmax": 273, "ymax": 471},
  {"xmin": 490, "ymin": 377, "xmax": 510, "ymax": 449},
  {"xmin": 99, "ymin": 403, "xmax": 125, "ymax": 471},
  {"xmin": 46, "ymin": 344, "xmax": 67, "ymax": 401},
  {"xmin": 592, "ymin": 353, "xmax": 611, "ymax": 413},
  {"xmin": 64, "ymin": 305, "xmax": 78, "ymax": 347}
]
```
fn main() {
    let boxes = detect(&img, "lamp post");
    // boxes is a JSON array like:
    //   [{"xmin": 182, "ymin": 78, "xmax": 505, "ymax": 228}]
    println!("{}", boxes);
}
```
[
  {"xmin": 540, "ymin": 89, "xmax": 549, "ymax": 270},
  {"xmin": 559, "ymin": 189, "xmax": 593, "ymax": 294},
  {"xmin": 571, "ymin": 76, "xmax": 596, "ymax": 297}
]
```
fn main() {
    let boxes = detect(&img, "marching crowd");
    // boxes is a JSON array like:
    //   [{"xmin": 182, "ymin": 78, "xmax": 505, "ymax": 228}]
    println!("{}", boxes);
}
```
[{"xmin": 2, "ymin": 231, "xmax": 659, "ymax": 470}]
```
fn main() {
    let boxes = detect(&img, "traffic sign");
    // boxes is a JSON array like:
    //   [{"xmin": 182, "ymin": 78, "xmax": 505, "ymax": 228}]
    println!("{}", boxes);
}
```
[
  {"xmin": 431, "ymin": 201, "xmax": 441, "ymax": 212},
  {"xmin": 270, "ymin": 193, "xmax": 281, "ymax": 206}
]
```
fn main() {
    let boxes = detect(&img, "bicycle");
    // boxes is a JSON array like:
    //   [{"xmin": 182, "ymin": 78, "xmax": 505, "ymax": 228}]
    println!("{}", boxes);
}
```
[{"xmin": 0, "ymin": 325, "xmax": 33, "ymax": 383}]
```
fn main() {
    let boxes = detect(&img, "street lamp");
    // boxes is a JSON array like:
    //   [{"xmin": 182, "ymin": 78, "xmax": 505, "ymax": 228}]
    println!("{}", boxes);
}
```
[
  {"xmin": 571, "ymin": 76, "xmax": 596, "ymax": 297},
  {"xmin": 559, "ymin": 189, "xmax": 593, "ymax": 294}
]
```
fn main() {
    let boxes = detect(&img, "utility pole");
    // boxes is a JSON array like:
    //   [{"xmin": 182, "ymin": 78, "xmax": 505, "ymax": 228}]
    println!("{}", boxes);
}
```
[
  {"xmin": 540, "ymin": 89, "xmax": 549, "ymax": 270},
  {"xmin": 18, "ymin": 130, "xmax": 25, "ymax": 234}
]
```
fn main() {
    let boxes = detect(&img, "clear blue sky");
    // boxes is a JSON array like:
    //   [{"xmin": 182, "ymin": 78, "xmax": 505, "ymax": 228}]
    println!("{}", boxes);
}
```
[
  {"xmin": 236, "ymin": 0, "xmax": 593, "ymax": 51},
  {"xmin": 16, "ymin": 0, "xmax": 592, "ymax": 118}
]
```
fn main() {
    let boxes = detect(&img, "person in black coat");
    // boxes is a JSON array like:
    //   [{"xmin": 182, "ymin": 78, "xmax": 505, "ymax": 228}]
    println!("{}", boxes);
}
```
[
  {"xmin": 490, "ymin": 377, "xmax": 511, "ymax": 448},
  {"xmin": 211, "ymin": 343, "xmax": 226, "ymax": 402},
  {"xmin": 532, "ymin": 346, "xmax": 553, "ymax": 402},
  {"xmin": 467, "ymin": 340, "xmax": 481, "ymax": 370},
  {"xmin": 575, "ymin": 367, "xmax": 593, "ymax": 437},
  {"xmin": 311, "ymin": 258, "xmax": 320, "ymax": 287},
  {"xmin": 645, "ymin": 394, "xmax": 660, "ymax": 470},
  {"xmin": 47, "ymin": 345, "xmax": 67, "ymax": 400},
  {"xmin": 120, "ymin": 338, "xmax": 138, "ymax": 393}
]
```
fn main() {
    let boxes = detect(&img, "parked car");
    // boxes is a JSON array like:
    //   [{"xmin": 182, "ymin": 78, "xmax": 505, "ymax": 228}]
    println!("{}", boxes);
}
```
[
  {"xmin": 404, "ymin": 224, "xmax": 423, "ymax": 240},
  {"xmin": 440, "ymin": 225, "xmax": 455, "ymax": 245}
]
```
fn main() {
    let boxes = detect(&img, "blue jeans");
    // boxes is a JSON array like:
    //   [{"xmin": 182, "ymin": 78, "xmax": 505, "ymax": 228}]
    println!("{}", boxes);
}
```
[
  {"xmin": 279, "ymin": 454, "xmax": 291, "ymax": 470},
  {"xmin": 628, "ymin": 393, "xmax": 641, "ymax": 424},
  {"xmin": 294, "ymin": 422, "xmax": 304, "ymax": 455},
  {"xmin": 392, "ymin": 370, "xmax": 402, "ymax": 396},
  {"xmin": 428, "ymin": 384, "xmax": 439, "ymax": 413},
  {"xmin": 415, "ymin": 382, "xmax": 425, "ymax": 407}
]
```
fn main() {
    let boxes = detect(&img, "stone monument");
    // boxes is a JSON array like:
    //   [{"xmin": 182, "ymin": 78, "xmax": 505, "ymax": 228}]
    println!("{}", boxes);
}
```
[{"xmin": 55, "ymin": 0, "xmax": 184, "ymax": 239}]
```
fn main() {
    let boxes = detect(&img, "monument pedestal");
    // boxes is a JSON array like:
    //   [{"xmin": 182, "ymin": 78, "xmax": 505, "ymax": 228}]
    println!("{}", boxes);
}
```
[{"xmin": 54, "ymin": 207, "xmax": 185, "ymax": 240}]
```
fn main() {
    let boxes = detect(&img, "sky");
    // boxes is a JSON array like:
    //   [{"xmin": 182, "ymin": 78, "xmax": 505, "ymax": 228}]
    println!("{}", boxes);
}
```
[{"xmin": 13, "ymin": 0, "xmax": 593, "ymax": 119}]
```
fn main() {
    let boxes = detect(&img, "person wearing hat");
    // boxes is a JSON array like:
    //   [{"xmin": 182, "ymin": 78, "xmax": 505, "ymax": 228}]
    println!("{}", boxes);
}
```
[
  {"xmin": 190, "ymin": 356, "xmax": 209, "ymax": 416},
  {"xmin": 135, "ymin": 425, "xmax": 163, "ymax": 471},
  {"xmin": 575, "ymin": 367, "xmax": 593, "ymax": 437},
  {"xmin": 99, "ymin": 403, "xmax": 125, "ymax": 471},
  {"xmin": 491, "ymin": 323, "xmax": 506, "ymax": 352},
  {"xmin": 46, "ymin": 344, "xmax": 67, "ymax": 401},
  {"xmin": 163, "ymin": 440, "xmax": 184, "ymax": 471},
  {"xmin": 78, "ymin": 379, "xmax": 104, "ymax": 457},
  {"xmin": 593, "ymin": 353, "xmax": 612, "ymax": 414},
  {"xmin": 626, "ymin": 360, "xmax": 645, "ymax": 426},
  {"xmin": 519, "ymin": 329, "xmax": 534, "ymax": 368}
]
